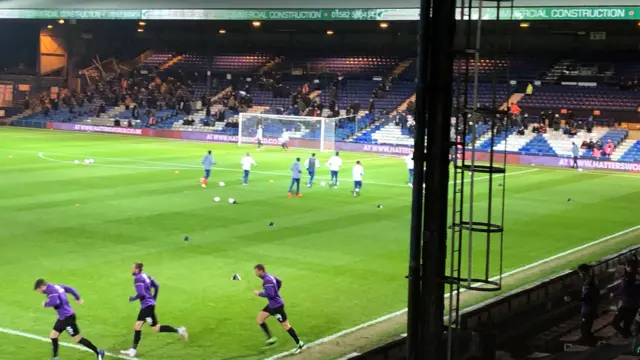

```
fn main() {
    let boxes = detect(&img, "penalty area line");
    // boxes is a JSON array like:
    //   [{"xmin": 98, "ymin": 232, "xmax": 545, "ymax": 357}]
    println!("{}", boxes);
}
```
[
  {"xmin": 263, "ymin": 224, "xmax": 640, "ymax": 360},
  {"xmin": 0, "ymin": 327, "xmax": 139, "ymax": 359}
]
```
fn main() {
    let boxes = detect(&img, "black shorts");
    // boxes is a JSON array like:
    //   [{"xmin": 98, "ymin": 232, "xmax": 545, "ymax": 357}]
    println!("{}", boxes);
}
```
[
  {"xmin": 53, "ymin": 314, "xmax": 80, "ymax": 337},
  {"xmin": 262, "ymin": 305, "xmax": 288, "ymax": 323},
  {"xmin": 137, "ymin": 305, "xmax": 158, "ymax": 327}
]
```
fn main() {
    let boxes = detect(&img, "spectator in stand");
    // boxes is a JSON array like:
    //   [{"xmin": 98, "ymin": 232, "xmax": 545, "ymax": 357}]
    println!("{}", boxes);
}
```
[
  {"xmin": 552, "ymin": 114, "xmax": 561, "ymax": 132},
  {"xmin": 612, "ymin": 260, "xmax": 639, "ymax": 338},
  {"xmin": 131, "ymin": 105, "xmax": 140, "ymax": 120},
  {"xmin": 586, "ymin": 116, "xmax": 595, "ymax": 134},
  {"xmin": 532, "ymin": 123, "xmax": 540, "ymax": 134},
  {"xmin": 592, "ymin": 147, "xmax": 601, "ymax": 157},
  {"xmin": 604, "ymin": 140, "xmax": 614, "ymax": 158},
  {"xmin": 517, "ymin": 126, "xmax": 525, "ymax": 136},
  {"xmin": 368, "ymin": 98, "xmax": 375, "ymax": 114},
  {"xmin": 577, "ymin": 264, "xmax": 599, "ymax": 346},
  {"xmin": 406, "ymin": 100, "xmax": 416, "ymax": 117},
  {"xmin": 509, "ymin": 102, "xmax": 521, "ymax": 117}
]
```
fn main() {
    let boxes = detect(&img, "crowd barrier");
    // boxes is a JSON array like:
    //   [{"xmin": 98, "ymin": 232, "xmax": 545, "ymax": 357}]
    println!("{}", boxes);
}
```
[
  {"xmin": 44, "ymin": 121, "xmax": 640, "ymax": 173},
  {"xmin": 350, "ymin": 245, "xmax": 639, "ymax": 360}
]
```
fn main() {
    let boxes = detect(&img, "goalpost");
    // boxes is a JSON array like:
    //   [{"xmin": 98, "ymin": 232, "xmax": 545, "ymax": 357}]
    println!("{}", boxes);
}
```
[{"xmin": 238, "ymin": 113, "xmax": 340, "ymax": 152}]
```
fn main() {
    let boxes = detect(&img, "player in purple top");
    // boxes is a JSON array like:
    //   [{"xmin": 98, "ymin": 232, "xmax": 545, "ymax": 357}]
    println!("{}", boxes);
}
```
[
  {"xmin": 253, "ymin": 264, "xmax": 305, "ymax": 353},
  {"xmin": 34, "ymin": 279, "xmax": 105, "ymax": 360},
  {"xmin": 120, "ymin": 263, "xmax": 188, "ymax": 357}
]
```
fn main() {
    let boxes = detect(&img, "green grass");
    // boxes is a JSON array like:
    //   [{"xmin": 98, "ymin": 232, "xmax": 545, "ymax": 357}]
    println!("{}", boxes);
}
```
[{"xmin": 0, "ymin": 127, "xmax": 638, "ymax": 360}]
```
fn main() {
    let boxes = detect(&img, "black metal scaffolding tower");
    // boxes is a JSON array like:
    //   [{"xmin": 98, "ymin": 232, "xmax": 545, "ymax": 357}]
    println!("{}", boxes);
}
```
[{"xmin": 407, "ymin": 0, "xmax": 514, "ymax": 358}]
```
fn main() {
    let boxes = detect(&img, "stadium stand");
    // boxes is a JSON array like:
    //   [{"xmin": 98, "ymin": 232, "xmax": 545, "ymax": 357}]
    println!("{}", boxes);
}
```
[
  {"xmin": 8, "ymin": 49, "xmax": 640, "ymax": 166},
  {"xmin": 518, "ymin": 85, "xmax": 640, "ymax": 111}
]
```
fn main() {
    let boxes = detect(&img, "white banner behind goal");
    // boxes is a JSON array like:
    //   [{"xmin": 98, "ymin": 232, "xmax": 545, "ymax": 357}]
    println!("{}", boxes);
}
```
[{"xmin": 238, "ymin": 113, "xmax": 339, "ymax": 152}]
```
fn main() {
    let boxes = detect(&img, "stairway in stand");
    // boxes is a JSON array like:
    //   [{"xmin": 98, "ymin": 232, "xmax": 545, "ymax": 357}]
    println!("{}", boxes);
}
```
[{"xmin": 159, "ymin": 55, "xmax": 183, "ymax": 70}]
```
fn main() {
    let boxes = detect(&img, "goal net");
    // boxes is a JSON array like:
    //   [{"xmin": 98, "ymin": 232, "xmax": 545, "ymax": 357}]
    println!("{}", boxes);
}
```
[{"xmin": 238, "ymin": 113, "xmax": 338, "ymax": 152}]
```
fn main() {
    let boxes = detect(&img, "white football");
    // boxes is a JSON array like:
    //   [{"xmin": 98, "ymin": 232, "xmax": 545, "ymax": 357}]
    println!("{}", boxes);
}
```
[
  {"xmin": 74, "ymin": 160, "xmax": 79, "ymax": 164},
  {"xmin": 228, "ymin": 198, "xmax": 235, "ymax": 204},
  {"xmin": 578, "ymin": 168, "xmax": 583, "ymax": 172},
  {"xmin": 88, "ymin": 158, "xmax": 94, "ymax": 164},
  {"xmin": 219, "ymin": 181, "xmax": 225, "ymax": 187},
  {"xmin": 213, "ymin": 197, "xmax": 220, "ymax": 202},
  {"xmin": 320, "ymin": 181, "xmax": 327, "ymax": 187}
]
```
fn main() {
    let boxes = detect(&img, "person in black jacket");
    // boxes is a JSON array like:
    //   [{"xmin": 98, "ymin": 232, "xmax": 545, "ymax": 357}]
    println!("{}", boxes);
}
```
[
  {"xmin": 612, "ymin": 260, "xmax": 639, "ymax": 338},
  {"xmin": 578, "ymin": 264, "xmax": 599, "ymax": 345}
]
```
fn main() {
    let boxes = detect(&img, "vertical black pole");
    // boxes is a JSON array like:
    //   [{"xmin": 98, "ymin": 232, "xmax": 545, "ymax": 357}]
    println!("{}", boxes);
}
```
[
  {"xmin": 206, "ymin": 50, "xmax": 213, "ymax": 96},
  {"xmin": 422, "ymin": 0, "xmax": 457, "ymax": 356},
  {"xmin": 406, "ymin": 0, "xmax": 432, "ymax": 357}
]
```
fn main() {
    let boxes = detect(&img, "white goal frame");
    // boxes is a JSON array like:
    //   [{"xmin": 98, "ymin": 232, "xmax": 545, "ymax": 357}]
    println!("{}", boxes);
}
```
[{"xmin": 237, "ymin": 113, "xmax": 340, "ymax": 152}]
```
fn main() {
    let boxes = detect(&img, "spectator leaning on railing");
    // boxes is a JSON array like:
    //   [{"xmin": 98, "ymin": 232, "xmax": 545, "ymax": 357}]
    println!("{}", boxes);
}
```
[
  {"xmin": 612, "ymin": 260, "xmax": 639, "ymax": 338},
  {"xmin": 577, "ymin": 263, "xmax": 599, "ymax": 346}
]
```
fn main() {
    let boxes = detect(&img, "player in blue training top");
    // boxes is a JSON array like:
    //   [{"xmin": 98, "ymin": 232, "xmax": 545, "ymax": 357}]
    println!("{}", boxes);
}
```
[
  {"xmin": 304, "ymin": 153, "xmax": 320, "ymax": 188},
  {"xmin": 34, "ymin": 279, "xmax": 106, "ymax": 360},
  {"xmin": 288, "ymin": 157, "xmax": 303, "ymax": 198},
  {"xmin": 201, "ymin": 150, "xmax": 216, "ymax": 188},
  {"xmin": 253, "ymin": 264, "xmax": 305, "ymax": 354},
  {"xmin": 120, "ymin": 263, "xmax": 188, "ymax": 357}
]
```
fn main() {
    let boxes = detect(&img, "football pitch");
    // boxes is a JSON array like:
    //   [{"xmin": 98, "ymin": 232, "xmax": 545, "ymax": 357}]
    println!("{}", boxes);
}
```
[{"xmin": 0, "ymin": 127, "xmax": 639, "ymax": 360}]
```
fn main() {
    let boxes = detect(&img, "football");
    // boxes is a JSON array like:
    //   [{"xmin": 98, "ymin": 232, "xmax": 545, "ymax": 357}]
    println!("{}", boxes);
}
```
[
  {"xmin": 88, "ymin": 158, "xmax": 95, "ymax": 164},
  {"xmin": 228, "ymin": 198, "xmax": 236, "ymax": 204},
  {"xmin": 213, "ymin": 197, "xmax": 220, "ymax": 202},
  {"xmin": 219, "ymin": 181, "xmax": 226, "ymax": 187},
  {"xmin": 320, "ymin": 181, "xmax": 327, "ymax": 187}
]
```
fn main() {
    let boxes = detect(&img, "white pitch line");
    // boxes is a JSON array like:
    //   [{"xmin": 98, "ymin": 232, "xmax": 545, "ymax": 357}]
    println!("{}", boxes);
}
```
[
  {"xmin": 0, "ymin": 327, "xmax": 138, "ymax": 360},
  {"xmin": 37, "ymin": 152, "xmax": 539, "ymax": 188},
  {"xmin": 264, "ymin": 224, "xmax": 640, "ymax": 360}
]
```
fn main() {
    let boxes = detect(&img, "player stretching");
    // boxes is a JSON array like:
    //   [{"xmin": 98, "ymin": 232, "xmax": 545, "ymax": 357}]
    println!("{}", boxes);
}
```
[
  {"xmin": 304, "ymin": 153, "xmax": 320, "ymax": 187},
  {"xmin": 280, "ymin": 129, "xmax": 290, "ymax": 152},
  {"xmin": 256, "ymin": 125, "xmax": 264, "ymax": 151},
  {"xmin": 288, "ymin": 157, "xmax": 303, "ymax": 198},
  {"xmin": 405, "ymin": 152, "xmax": 414, "ymax": 188},
  {"xmin": 241, "ymin": 152, "xmax": 258, "ymax": 185},
  {"xmin": 253, "ymin": 264, "xmax": 305, "ymax": 354},
  {"xmin": 326, "ymin": 151, "xmax": 343, "ymax": 188},
  {"xmin": 34, "ymin": 279, "xmax": 106, "ymax": 360},
  {"xmin": 201, "ymin": 150, "xmax": 216, "ymax": 188},
  {"xmin": 120, "ymin": 263, "xmax": 188, "ymax": 357},
  {"xmin": 352, "ymin": 160, "xmax": 364, "ymax": 197}
]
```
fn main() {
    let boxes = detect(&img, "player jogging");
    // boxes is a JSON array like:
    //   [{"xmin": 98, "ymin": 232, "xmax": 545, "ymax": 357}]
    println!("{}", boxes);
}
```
[
  {"xmin": 120, "ymin": 263, "xmax": 188, "ymax": 357},
  {"xmin": 253, "ymin": 264, "xmax": 305, "ymax": 353},
  {"xmin": 288, "ymin": 157, "xmax": 303, "ymax": 198},
  {"xmin": 34, "ymin": 279, "xmax": 106, "ymax": 360},
  {"xmin": 326, "ymin": 151, "xmax": 343, "ymax": 188},
  {"xmin": 201, "ymin": 150, "xmax": 216, "ymax": 188},
  {"xmin": 280, "ymin": 129, "xmax": 290, "ymax": 152},
  {"xmin": 241, "ymin": 152, "xmax": 258, "ymax": 185},
  {"xmin": 304, "ymin": 153, "xmax": 320, "ymax": 187},
  {"xmin": 256, "ymin": 125, "xmax": 264, "ymax": 151},
  {"xmin": 352, "ymin": 160, "xmax": 364, "ymax": 197},
  {"xmin": 405, "ymin": 152, "xmax": 414, "ymax": 188}
]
